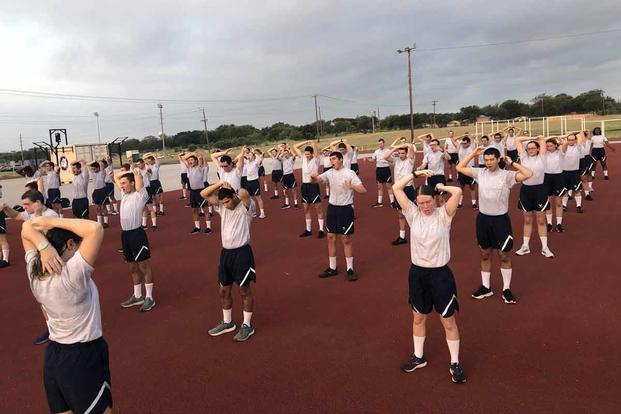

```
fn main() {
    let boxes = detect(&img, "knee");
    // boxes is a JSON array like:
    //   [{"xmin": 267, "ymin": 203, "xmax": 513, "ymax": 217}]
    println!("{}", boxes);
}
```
[
  {"xmin": 341, "ymin": 236, "xmax": 351, "ymax": 245},
  {"xmin": 413, "ymin": 315, "xmax": 426, "ymax": 326},
  {"xmin": 499, "ymin": 252, "xmax": 511, "ymax": 264},
  {"xmin": 523, "ymin": 214, "xmax": 533, "ymax": 224},
  {"xmin": 480, "ymin": 251, "xmax": 492, "ymax": 261}
]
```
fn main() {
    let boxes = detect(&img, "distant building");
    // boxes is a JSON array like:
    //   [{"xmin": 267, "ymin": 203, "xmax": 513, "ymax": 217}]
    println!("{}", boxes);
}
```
[
  {"xmin": 446, "ymin": 120, "xmax": 461, "ymax": 127},
  {"xmin": 476, "ymin": 115, "xmax": 492, "ymax": 123}
]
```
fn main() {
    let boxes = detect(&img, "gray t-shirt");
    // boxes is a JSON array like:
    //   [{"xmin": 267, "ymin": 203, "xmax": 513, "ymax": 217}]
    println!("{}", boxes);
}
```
[{"xmin": 471, "ymin": 168, "xmax": 518, "ymax": 215}]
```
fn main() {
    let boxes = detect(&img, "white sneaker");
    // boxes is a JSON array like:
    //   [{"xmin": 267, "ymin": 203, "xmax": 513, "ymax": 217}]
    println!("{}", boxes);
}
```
[
  {"xmin": 541, "ymin": 247, "xmax": 555, "ymax": 258},
  {"xmin": 515, "ymin": 245, "xmax": 530, "ymax": 256}
]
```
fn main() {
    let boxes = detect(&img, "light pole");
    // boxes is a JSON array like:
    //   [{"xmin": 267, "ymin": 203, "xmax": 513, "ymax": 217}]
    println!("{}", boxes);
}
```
[
  {"xmin": 93, "ymin": 112, "xmax": 101, "ymax": 143},
  {"xmin": 157, "ymin": 103, "xmax": 166, "ymax": 152},
  {"xmin": 398, "ymin": 43, "xmax": 416, "ymax": 143},
  {"xmin": 432, "ymin": 100, "xmax": 438, "ymax": 127}
]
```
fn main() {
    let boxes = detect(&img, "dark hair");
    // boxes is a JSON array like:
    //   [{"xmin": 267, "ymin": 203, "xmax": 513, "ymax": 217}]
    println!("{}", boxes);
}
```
[
  {"xmin": 378, "ymin": 138, "xmax": 385, "ymax": 143},
  {"xmin": 46, "ymin": 161, "xmax": 55, "ymax": 167},
  {"xmin": 330, "ymin": 151, "xmax": 343, "ymax": 160},
  {"xmin": 21, "ymin": 189, "xmax": 45, "ymax": 204},
  {"xmin": 493, "ymin": 133, "xmax": 502, "ymax": 138},
  {"xmin": 462, "ymin": 137, "xmax": 471, "ymax": 143},
  {"xmin": 71, "ymin": 161, "xmax": 81, "ymax": 169},
  {"xmin": 546, "ymin": 138, "xmax": 559, "ymax": 146},
  {"xmin": 592, "ymin": 127, "xmax": 602, "ymax": 135},
  {"xmin": 430, "ymin": 139, "xmax": 440, "ymax": 145},
  {"xmin": 120, "ymin": 172, "xmax": 135, "ymax": 183},
  {"xmin": 526, "ymin": 140, "xmax": 540, "ymax": 150},
  {"xmin": 397, "ymin": 146, "xmax": 409, "ymax": 153},
  {"xmin": 508, "ymin": 128, "xmax": 515, "ymax": 133},
  {"xmin": 481, "ymin": 135, "xmax": 489, "ymax": 141},
  {"xmin": 220, "ymin": 155, "xmax": 233, "ymax": 164},
  {"xmin": 217, "ymin": 187, "xmax": 236, "ymax": 200},
  {"xmin": 483, "ymin": 148, "xmax": 501, "ymax": 159},
  {"xmin": 337, "ymin": 143, "xmax": 346, "ymax": 149},
  {"xmin": 101, "ymin": 159, "xmax": 108, "ymax": 167},
  {"xmin": 30, "ymin": 228, "xmax": 82, "ymax": 280},
  {"xmin": 416, "ymin": 185, "xmax": 436, "ymax": 197},
  {"xmin": 122, "ymin": 163, "xmax": 131, "ymax": 170},
  {"xmin": 187, "ymin": 155, "xmax": 198, "ymax": 162},
  {"xmin": 19, "ymin": 166, "xmax": 35, "ymax": 177},
  {"xmin": 24, "ymin": 181, "xmax": 38, "ymax": 191},
  {"xmin": 304, "ymin": 146, "xmax": 314, "ymax": 154},
  {"xmin": 145, "ymin": 156, "xmax": 154, "ymax": 162},
  {"xmin": 136, "ymin": 158, "xmax": 144, "ymax": 163}
]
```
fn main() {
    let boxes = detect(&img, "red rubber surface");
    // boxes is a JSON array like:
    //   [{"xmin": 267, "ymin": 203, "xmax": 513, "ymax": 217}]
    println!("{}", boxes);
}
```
[{"xmin": 0, "ymin": 159, "xmax": 619, "ymax": 413}]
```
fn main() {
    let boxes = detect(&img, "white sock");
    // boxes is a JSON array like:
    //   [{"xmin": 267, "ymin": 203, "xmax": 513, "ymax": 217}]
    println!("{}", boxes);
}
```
[
  {"xmin": 540, "ymin": 236, "xmax": 548, "ymax": 250},
  {"xmin": 285, "ymin": 196, "xmax": 289, "ymax": 204},
  {"xmin": 159, "ymin": 203, "xmax": 164, "ymax": 212},
  {"xmin": 345, "ymin": 256, "xmax": 354, "ymax": 271},
  {"xmin": 389, "ymin": 193, "xmax": 394, "ymax": 203},
  {"xmin": 449, "ymin": 173, "xmax": 453, "ymax": 180},
  {"xmin": 182, "ymin": 188, "xmax": 187, "ymax": 197},
  {"xmin": 459, "ymin": 195, "xmax": 463, "ymax": 204},
  {"xmin": 472, "ymin": 199, "xmax": 477, "ymax": 205},
  {"xmin": 103, "ymin": 216, "xmax": 109, "ymax": 224},
  {"xmin": 522, "ymin": 236, "xmax": 530, "ymax": 247},
  {"xmin": 546, "ymin": 213, "xmax": 552, "ymax": 225},
  {"xmin": 152, "ymin": 216, "xmax": 157, "ymax": 226},
  {"xmin": 318, "ymin": 219, "xmax": 324, "ymax": 231},
  {"xmin": 59, "ymin": 213, "xmax": 64, "ymax": 218},
  {"xmin": 2, "ymin": 249, "xmax": 8, "ymax": 262},
  {"xmin": 584, "ymin": 190, "xmax": 590, "ymax": 195},
  {"xmin": 413, "ymin": 335, "xmax": 425, "ymax": 358},
  {"xmin": 378, "ymin": 195, "xmax": 383, "ymax": 204},
  {"xmin": 145, "ymin": 283, "xmax": 154, "ymax": 299},
  {"xmin": 557, "ymin": 216, "xmax": 563, "ymax": 225},
  {"xmin": 399, "ymin": 230, "xmax": 406, "ymax": 239},
  {"xmin": 575, "ymin": 196, "xmax": 582, "ymax": 207},
  {"xmin": 208, "ymin": 206, "xmax": 213, "ymax": 214},
  {"xmin": 264, "ymin": 183, "xmax": 268, "ymax": 191},
  {"xmin": 274, "ymin": 190, "xmax": 278, "ymax": 196},
  {"xmin": 260, "ymin": 209, "xmax": 265, "ymax": 216},
  {"xmin": 446, "ymin": 339, "xmax": 460, "ymax": 364},
  {"xmin": 329, "ymin": 256, "xmax": 337, "ymax": 270},
  {"xmin": 481, "ymin": 271, "xmax": 491, "ymax": 288},
  {"xmin": 206, "ymin": 220, "xmax": 211, "ymax": 229},
  {"xmin": 243, "ymin": 311, "xmax": 252, "ymax": 326},
  {"xmin": 194, "ymin": 220, "xmax": 200, "ymax": 228},
  {"xmin": 223, "ymin": 308, "xmax": 232, "ymax": 323},
  {"xmin": 133, "ymin": 284, "xmax": 142, "ymax": 298},
  {"xmin": 294, "ymin": 199, "xmax": 298, "ymax": 206},
  {"xmin": 589, "ymin": 182, "xmax": 593, "ymax": 190},
  {"xmin": 604, "ymin": 170, "xmax": 608, "ymax": 177},
  {"xmin": 113, "ymin": 203, "xmax": 119, "ymax": 213},
  {"xmin": 305, "ymin": 219, "xmax": 312, "ymax": 232},
  {"xmin": 97, "ymin": 215, "xmax": 103, "ymax": 224},
  {"xmin": 106, "ymin": 205, "xmax": 112, "ymax": 213},
  {"xmin": 591, "ymin": 171, "xmax": 595, "ymax": 177},
  {"xmin": 562, "ymin": 196, "xmax": 568, "ymax": 207},
  {"xmin": 142, "ymin": 217, "xmax": 147, "ymax": 227},
  {"xmin": 501, "ymin": 268, "xmax": 512, "ymax": 290}
]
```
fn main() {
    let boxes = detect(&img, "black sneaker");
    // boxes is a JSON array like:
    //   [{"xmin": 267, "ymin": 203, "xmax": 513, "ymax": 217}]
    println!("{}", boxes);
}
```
[
  {"xmin": 371, "ymin": 202, "xmax": 383, "ymax": 208},
  {"xmin": 299, "ymin": 230, "xmax": 312, "ymax": 238},
  {"xmin": 547, "ymin": 223, "xmax": 553, "ymax": 232},
  {"xmin": 392, "ymin": 237, "xmax": 407, "ymax": 246},
  {"xmin": 190, "ymin": 227, "xmax": 201, "ymax": 234},
  {"xmin": 577, "ymin": 206, "xmax": 584, "ymax": 213},
  {"xmin": 151, "ymin": 226, "xmax": 158, "ymax": 232},
  {"xmin": 199, "ymin": 212, "xmax": 205, "ymax": 217},
  {"xmin": 159, "ymin": 211, "xmax": 166, "ymax": 216},
  {"xmin": 450, "ymin": 363, "xmax": 467, "ymax": 384},
  {"xmin": 604, "ymin": 176, "xmax": 609, "ymax": 180},
  {"xmin": 0, "ymin": 260, "xmax": 9, "ymax": 268},
  {"xmin": 447, "ymin": 178, "xmax": 453, "ymax": 182},
  {"xmin": 319, "ymin": 267, "xmax": 338, "ymax": 278},
  {"xmin": 270, "ymin": 195, "xmax": 279, "ymax": 200},
  {"xmin": 400, "ymin": 354, "xmax": 428, "ymax": 373},
  {"xmin": 472, "ymin": 285, "xmax": 493, "ymax": 299},
  {"xmin": 33, "ymin": 328, "xmax": 50, "ymax": 345},
  {"xmin": 562, "ymin": 205, "xmax": 567, "ymax": 212},
  {"xmin": 556, "ymin": 224, "xmax": 564, "ymax": 233},
  {"xmin": 502, "ymin": 289, "xmax": 517, "ymax": 304},
  {"xmin": 294, "ymin": 204, "xmax": 300, "ymax": 209},
  {"xmin": 458, "ymin": 204, "xmax": 463, "ymax": 209},
  {"xmin": 317, "ymin": 230, "xmax": 325, "ymax": 239},
  {"xmin": 142, "ymin": 225, "xmax": 147, "ymax": 230},
  {"xmin": 179, "ymin": 196, "xmax": 187, "ymax": 200},
  {"xmin": 346, "ymin": 269, "xmax": 358, "ymax": 282},
  {"xmin": 586, "ymin": 194, "xmax": 593, "ymax": 201},
  {"xmin": 204, "ymin": 228, "xmax": 212, "ymax": 234},
  {"xmin": 281, "ymin": 204, "xmax": 291, "ymax": 209},
  {"xmin": 117, "ymin": 247, "xmax": 124, "ymax": 253},
  {"xmin": 472, "ymin": 203, "xmax": 478, "ymax": 209}
]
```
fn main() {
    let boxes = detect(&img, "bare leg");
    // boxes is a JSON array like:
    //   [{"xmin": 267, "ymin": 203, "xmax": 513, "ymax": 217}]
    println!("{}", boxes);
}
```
[{"xmin": 239, "ymin": 285, "xmax": 254, "ymax": 312}]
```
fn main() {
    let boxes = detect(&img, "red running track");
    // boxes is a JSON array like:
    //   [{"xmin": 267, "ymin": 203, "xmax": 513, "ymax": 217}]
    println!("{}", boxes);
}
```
[{"xmin": 0, "ymin": 158, "xmax": 619, "ymax": 413}]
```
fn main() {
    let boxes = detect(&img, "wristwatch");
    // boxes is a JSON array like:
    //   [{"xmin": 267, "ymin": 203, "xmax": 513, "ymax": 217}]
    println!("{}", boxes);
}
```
[{"xmin": 37, "ymin": 241, "xmax": 50, "ymax": 251}]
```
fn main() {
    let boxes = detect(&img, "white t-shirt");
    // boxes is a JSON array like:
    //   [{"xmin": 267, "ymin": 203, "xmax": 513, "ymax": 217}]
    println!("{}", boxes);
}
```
[
  {"xmin": 561, "ymin": 145, "xmax": 581, "ymax": 171},
  {"xmin": 591, "ymin": 135, "xmax": 607, "ymax": 149},
  {"xmin": 544, "ymin": 151, "xmax": 564, "ymax": 174},
  {"xmin": 322, "ymin": 155, "xmax": 331, "ymax": 168},
  {"xmin": 19, "ymin": 208, "xmax": 59, "ymax": 221},
  {"xmin": 342, "ymin": 150, "xmax": 355, "ymax": 169},
  {"xmin": 281, "ymin": 156, "xmax": 296, "ymax": 174},
  {"xmin": 490, "ymin": 141, "xmax": 506, "ymax": 155},
  {"xmin": 202, "ymin": 164, "xmax": 210, "ymax": 183},
  {"xmin": 393, "ymin": 157, "xmax": 415, "ymax": 185},
  {"xmin": 241, "ymin": 163, "xmax": 248, "ymax": 178},
  {"xmin": 421, "ymin": 141, "xmax": 432, "ymax": 157},
  {"xmin": 372, "ymin": 148, "xmax": 391, "ymax": 168},
  {"xmin": 470, "ymin": 168, "xmax": 518, "ymax": 216},
  {"xmin": 423, "ymin": 151, "xmax": 445, "ymax": 176},
  {"xmin": 93, "ymin": 170, "xmax": 106, "ymax": 190},
  {"xmin": 445, "ymin": 138, "xmax": 458, "ymax": 154},
  {"xmin": 318, "ymin": 167, "xmax": 362, "ymax": 206},
  {"xmin": 26, "ymin": 250, "xmax": 102, "ymax": 344},
  {"xmin": 350, "ymin": 149, "xmax": 359, "ymax": 165},
  {"xmin": 478, "ymin": 145, "xmax": 491, "ymax": 165},
  {"xmin": 506, "ymin": 135, "xmax": 517, "ymax": 151},
  {"xmin": 72, "ymin": 169, "xmax": 89, "ymax": 199},
  {"xmin": 149, "ymin": 162, "xmax": 160, "ymax": 181},
  {"xmin": 302, "ymin": 157, "xmax": 321, "ymax": 183},
  {"xmin": 180, "ymin": 159, "xmax": 188, "ymax": 174},
  {"xmin": 45, "ymin": 171, "xmax": 60, "ymax": 190},
  {"xmin": 458, "ymin": 146, "xmax": 476, "ymax": 167},
  {"xmin": 104, "ymin": 165, "xmax": 114, "ymax": 184},
  {"xmin": 219, "ymin": 167, "xmax": 242, "ymax": 191},
  {"xmin": 580, "ymin": 140, "xmax": 593, "ymax": 158},
  {"xmin": 215, "ymin": 200, "xmax": 255, "ymax": 249},
  {"xmin": 271, "ymin": 157, "xmax": 283, "ymax": 171},
  {"xmin": 120, "ymin": 187, "xmax": 149, "ymax": 230},
  {"xmin": 139, "ymin": 167, "xmax": 151, "ymax": 188},
  {"xmin": 519, "ymin": 152, "xmax": 545, "ymax": 186},
  {"xmin": 187, "ymin": 165, "xmax": 204, "ymax": 190},
  {"xmin": 246, "ymin": 159, "xmax": 260, "ymax": 181},
  {"xmin": 405, "ymin": 204, "xmax": 453, "ymax": 268}
]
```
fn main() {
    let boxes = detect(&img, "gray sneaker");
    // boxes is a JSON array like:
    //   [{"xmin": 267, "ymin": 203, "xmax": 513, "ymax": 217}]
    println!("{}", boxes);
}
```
[
  {"xmin": 140, "ymin": 297, "xmax": 156, "ymax": 312},
  {"xmin": 233, "ymin": 324, "xmax": 255, "ymax": 342},
  {"xmin": 121, "ymin": 295, "xmax": 144, "ymax": 308},
  {"xmin": 208, "ymin": 321, "xmax": 236, "ymax": 337}
]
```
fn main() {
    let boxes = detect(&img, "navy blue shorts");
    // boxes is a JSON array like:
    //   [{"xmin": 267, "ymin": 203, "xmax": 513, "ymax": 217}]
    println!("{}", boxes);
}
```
[
  {"xmin": 591, "ymin": 147, "xmax": 606, "ymax": 161},
  {"xmin": 105, "ymin": 182, "xmax": 115, "ymax": 198},
  {"xmin": 190, "ymin": 189, "xmax": 206, "ymax": 209},
  {"xmin": 47, "ymin": 188, "xmax": 62, "ymax": 204},
  {"xmin": 506, "ymin": 149, "xmax": 519, "ymax": 163},
  {"xmin": 145, "ymin": 186, "xmax": 154, "ymax": 204},
  {"xmin": 219, "ymin": 244, "xmax": 256, "ymax": 287},
  {"xmin": 392, "ymin": 185, "xmax": 415, "ymax": 210},
  {"xmin": 72, "ymin": 197, "xmax": 90, "ymax": 219},
  {"xmin": 544, "ymin": 173, "xmax": 565, "ymax": 197},
  {"xmin": 448, "ymin": 153, "xmax": 459, "ymax": 165},
  {"xmin": 408, "ymin": 264, "xmax": 459, "ymax": 317},
  {"xmin": 351, "ymin": 163, "xmax": 360, "ymax": 175},
  {"xmin": 427, "ymin": 174, "xmax": 446, "ymax": 190},
  {"xmin": 562, "ymin": 170, "xmax": 581, "ymax": 193},
  {"xmin": 181, "ymin": 173, "xmax": 189, "ymax": 186},
  {"xmin": 0, "ymin": 212, "xmax": 6, "ymax": 234},
  {"xmin": 518, "ymin": 184, "xmax": 549, "ymax": 212},
  {"xmin": 580, "ymin": 156, "xmax": 594, "ymax": 176},
  {"xmin": 121, "ymin": 227, "xmax": 151, "ymax": 262},
  {"xmin": 282, "ymin": 173, "xmax": 296, "ymax": 189},
  {"xmin": 258, "ymin": 166, "xmax": 266, "ymax": 177},
  {"xmin": 476, "ymin": 213, "xmax": 513, "ymax": 252},
  {"xmin": 150, "ymin": 179, "xmax": 163, "ymax": 194},
  {"xmin": 326, "ymin": 204, "xmax": 354, "ymax": 235},
  {"xmin": 458, "ymin": 172, "xmax": 475, "ymax": 186},
  {"xmin": 245, "ymin": 179, "xmax": 261, "ymax": 196},
  {"xmin": 376, "ymin": 166, "xmax": 392, "ymax": 183},
  {"xmin": 44, "ymin": 337, "xmax": 112, "ymax": 414},
  {"xmin": 240, "ymin": 176, "xmax": 248, "ymax": 190},
  {"xmin": 92, "ymin": 188, "xmax": 108, "ymax": 205},
  {"xmin": 271, "ymin": 169, "xmax": 283, "ymax": 183},
  {"xmin": 301, "ymin": 183, "xmax": 321, "ymax": 204}
]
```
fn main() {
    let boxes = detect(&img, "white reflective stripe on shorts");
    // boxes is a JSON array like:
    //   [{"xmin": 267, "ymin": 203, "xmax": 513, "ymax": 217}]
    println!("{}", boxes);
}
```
[
  {"xmin": 441, "ymin": 294, "xmax": 456, "ymax": 317},
  {"xmin": 84, "ymin": 381, "xmax": 111, "ymax": 414},
  {"xmin": 240, "ymin": 267, "xmax": 255, "ymax": 286},
  {"xmin": 411, "ymin": 303, "xmax": 421, "ymax": 313},
  {"xmin": 312, "ymin": 195, "xmax": 320, "ymax": 203},
  {"xmin": 0, "ymin": 225, "xmax": 5, "ymax": 231},
  {"xmin": 135, "ymin": 245, "xmax": 149, "ymax": 261},
  {"xmin": 343, "ymin": 222, "xmax": 353, "ymax": 235},
  {"xmin": 500, "ymin": 235, "xmax": 513, "ymax": 251},
  {"xmin": 540, "ymin": 199, "xmax": 549, "ymax": 212},
  {"xmin": 518, "ymin": 200, "xmax": 526, "ymax": 212}
]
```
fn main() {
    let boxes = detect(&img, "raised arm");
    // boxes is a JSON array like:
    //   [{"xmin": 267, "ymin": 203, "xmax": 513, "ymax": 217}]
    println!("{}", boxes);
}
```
[
  {"xmin": 436, "ymin": 184, "xmax": 462, "ymax": 217},
  {"xmin": 506, "ymin": 157, "xmax": 533, "ymax": 183},
  {"xmin": 0, "ymin": 202, "xmax": 21, "ymax": 220},
  {"xmin": 200, "ymin": 181, "xmax": 224, "ymax": 206},
  {"xmin": 235, "ymin": 147, "xmax": 246, "ymax": 171},
  {"xmin": 456, "ymin": 147, "xmax": 483, "ymax": 178},
  {"xmin": 210, "ymin": 149, "xmax": 230, "ymax": 165},
  {"xmin": 392, "ymin": 169, "xmax": 433, "ymax": 214}
]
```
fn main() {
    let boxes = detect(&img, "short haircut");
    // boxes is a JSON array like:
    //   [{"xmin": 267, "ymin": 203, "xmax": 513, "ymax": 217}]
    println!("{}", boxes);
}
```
[
  {"xmin": 146, "ymin": 156, "xmax": 155, "ymax": 161},
  {"xmin": 337, "ymin": 143, "xmax": 346, "ymax": 149},
  {"xmin": 378, "ymin": 138, "xmax": 385, "ymax": 143},
  {"xmin": 508, "ymin": 128, "xmax": 514, "ymax": 133},
  {"xmin": 217, "ymin": 187, "xmax": 236, "ymax": 200},
  {"xmin": 481, "ymin": 135, "xmax": 489, "ymax": 141},
  {"xmin": 71, "ymin": 161, "xmax": 81, "ymax": 169},
  {"xmin": 462, "ymin": 137, "xmax": 471, "ymax": 143},
  {"xmin": 546, "ymin": 138, "xmax": 559, "ymax": 146},
  {"xmin": 483, "ymin": 148, "xmax": 501, "ymax": 159},
  {"xmin": 187, "ymin": 155, "xmax": 198, "ymax": 162},
  {"xmin": 304, "ymin": 146, "xmax": 314, "ymax": 153},
  {"xmin": 330, "ymin": 151, "xmax": 343, "ymax": 160},
  {"xmin": 416, "ymin": 185, "xmax": 436, "ymax": 197},
  {"xmin": 121, "ymin": 172, "xmax": 135, "ymax": 182},
  {"xmin": 526, "ymin": 140, "xmax": 540, "ymax": 150},
  {"xmin": 24, "ymin": 181, "xmax": 38, "ymax": 191},
  {"xmin": 494, "ymin": 133, "xmax": 502, "ymax": 138},
  {"xmin": 21, "ymin": 189, "xmax": 45, "ymax": 203},
  {"xmin": 136, "ymin": 158, "xmax": 144, "ymax": 163},
  {"xmin": 593, "ymin": 127, "xmax": 602, "ymax": 135},
  {"xmin": 398, "ymin": 146, "xmax": 409, "ymax": 153},
  {"xmin": 101, "ymin": 159, "xmax": 108, "ymax": 167},
  {"xmin": 122, "ymin": 163, "xmax": 131, "ymax": 170},
  {"xmin": 46, "ymin": 161, "xmax": 55, "ymax": 167},
  {"xmin": 220, "ymin": 155, "xmax": 233, "ymax": 164},
  {"xmin": 430, "ymin": 139, "xmax": 440, "ymax": 145}
]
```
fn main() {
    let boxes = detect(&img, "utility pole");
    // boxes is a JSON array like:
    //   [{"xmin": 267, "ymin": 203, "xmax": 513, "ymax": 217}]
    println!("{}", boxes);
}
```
[
  {"xmin": 371, "ymin": 111, "xmax": 376, "ymax": 133},
  {"xmin": 601, "ymin": 90, "xmax": 606, "ymax": 115},
  {"xmin": 318, "ymin": 106, "xmax": 324, "ymax": 136},
  {"xmin": 19, "ymin": 133, "xmax": 24, "ymax": 164},
  {"xmin": 313, "ymin": 95, "xmax": 320, "ymax": 141},
  {"xmin": 398, "ymin": 43, "xmax": 416, "ymax": 143},
  {"xmin": 157, "ymin": 103, "xmax": 166, "ymax": 153},
  {"xmin": 377, "ymin": 106, "xmax": 381, "ymax": 130},
  {"xmin": 432, "ymin": 100, "xmax": 438, "ymax": 127},
  {"xmin": 201, "ymin": 108, "xmax": 210, "ymax": 147},
  {"xmin": 93, "ymin": 112, "xmax": 101, "ymax": 143}
]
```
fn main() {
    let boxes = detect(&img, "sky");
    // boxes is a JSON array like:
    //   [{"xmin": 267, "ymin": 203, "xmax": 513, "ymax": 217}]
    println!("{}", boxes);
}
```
[{"xmin": 0, "ymin": 0, "xmax": 620, "ymax": 152}]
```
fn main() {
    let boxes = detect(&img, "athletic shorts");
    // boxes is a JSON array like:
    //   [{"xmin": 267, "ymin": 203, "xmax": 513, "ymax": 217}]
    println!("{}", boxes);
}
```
[
  {"xmin": 72, "ymin": 197, "xmax": 90, "ymax": 219},
  {"xmin": 219, "ymin": 244, "xmax": 256, "ymax": 287},
  {"xmin": 121, "ymin": 227, "xmax": 151, "ymax": 262},
  {"xmin": 579, "ymin": 156, "xmax": 595, "ymax": 176},
  {"xmin": 204, "ymin": 181, "xmax": 209, "ymax": 189},
  {"xmin": 190, "ymin": 189, "xmax": 206, "ymax": 209},
  {"xmin": 562, "ymin": 170, "xmax": 582, "ymax": 193},
  {"xmin": 245, "ymin": 179, "xmax": 261, "ymax": 196},
  {"xmin": 447, "ymin": 153, "xmax": 459, "ymax": 165},
  {"xmin": 44, "ymin": 337, "xmax": 112, "ymax": 414},
  {"xmin": 271, "ymin": 169, "xmax": 283, "ymax": 183},
  {"xmin": 0, "ymin": 212, "xmax": 6, "ymax": 235},
  {"xmin": 150, "ymin": 179, "xmax": 163, "ymax": 195},
  {"xmin": 301, "ymin": 183, "xmax": 321, "ymax": 204},
  {"xmin": 282, "ymin": 173, "xmax": 296, "ymax": 189},
  {"xmin": 351, "ymin": 163, "xmax": 360, "ymax": 175},
  {"xmin": 258, "ymin": 166, "xmax": 266, "ymax": 177},
  {"xmin": 92, "ymin": 188, "xmax": 108, "ymax": 205},
  {"xmin": 408, "ymin": 264, "xmax": 459, "ymax": 317},
  {"xmin": 498, "ymin": 159, "xmax": 506, "ymax": 169},
  {"xmin": 476, "ymin": 212, "xmax": 513, "ymax": 252},
  {"xmin": 427, "ymin": 174, "xmax": 446, "ymax": 190},
  {"xmin": 591, "ymin": 147, "xmax": 606, "ymax": 161},
  {"xmin": 458, "ymin": 172, "xmax": 475, "ymax": 186},
  {"xmin": 506, "ymin": 149, "xmax": 519, "ymax": 163},
  {"xmin": 376, "ymin": 166, "xmax": 392, "ymax": 183},
  {"xmin": 392, "ymin": 185, "xmax": 415, "ymax": 210},
  {"xmin": 144, "ymin": 186, "xmax": 153, "ymax": 204},
  {"xmin": 181, "ymin": 173, "xmax": 189, "ymax": 186},
  {"xmin": 240, "ymin": 176, "xmax": 248, "ymax": 190},
  {"xmin": 518, "ymin": 184, "xmax": 549, "ymax": 212},
  {"xmin": 105, "ymin": 182, "xmax": 115, "ymax": 198},
  {"xmin": 326, "ymin": 204, "xmax": 355, "ymax": 235},
  {"xmin": 544, "ymin": 173, "xmax": 565, "ymax": 197},
  {"xmin": 47, "ymin": 188, "xmax": 62, "ymax": 204}
]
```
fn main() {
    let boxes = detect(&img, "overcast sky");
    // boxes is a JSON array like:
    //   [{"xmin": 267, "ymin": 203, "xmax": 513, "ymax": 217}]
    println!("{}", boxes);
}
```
[{"xmin": 0, "ymin": 0, "xmax": 619, "ymax": 152}]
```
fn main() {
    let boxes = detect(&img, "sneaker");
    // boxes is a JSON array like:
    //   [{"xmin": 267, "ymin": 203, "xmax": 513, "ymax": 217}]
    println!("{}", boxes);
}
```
[
  {"xmin": 299, "ymin": 230, "xmax": 312, "ymax": 238},
  {"xmin": 577, "ymin": 206, "xmax": 584, "ymax": 213},
  {"xmin": 392, "ymin": 237, "xmax": 407, "ymax": 246},
  {"xmin": 458, "ymin": 204, "xmax": 463, "ymax": 209},
  {"xmin": 33, "ymin": 328, "xmax": 50, "ymax": 345},
  {"xmin": 547, "ymin": 223, "xmax": 553, "ymax": 232},
  {"xmin": 502, "ymin": 289, "xmax": 517, "ymax": 304},
  {"xmin": 605, "ymin": 176, "xmax": 609, "ymax": 180},
  {"xmin": 450, "ymin": 363, "xmax": 467, "ymax": 384},
  {"xmin": 110, "ymin": 211, "xmax": 119, "ymax": 216},
  {"xmin": 204, "ymin": 228, "xmax": 212, "ymax": 234},
  {"xmin": 472, "ymin": 203, "xmax": 478, "ymax": 209},
  {"xmin": 447, "ymin": 178, "xmax": 453, "ymax": 182},
  {"xmin": 294, "ymin": 204, "xmax": 300, "ymax": 209},
  {"xmin": 515, "ymin": 245, "xmax": 530, "ymax": 256},
  {"xmin": 190, "ymin": 227, "xmax": 201, "ymax": 234},
  {"xmin": 142, "ymin": 225, "xmax": 147, "ymax": 230},
  {"xmin": 208, "ymin": 321, "xmax": 236, "ymax": 337},
  {"xmin": 0, "ymin": 260, "xmax": 9, "ymax": 268},
  {"xmin": 281, "ymin": 204, "xmax": 291, "ymax": 209},
  {"xmin": 158, "ymin": 211, "xmax": 166, "ymax": 216},
  {"xmin": 472, "ymin": 285, "xmax": 493, "ymax": 300},
  {"xmin": 371, "ymin": 202, "xmax": 383, "ymax": 208},
  {"xmin": 541, "ymin": 247, "xmax": 555, "ymax": 258},
  {"xmin": 121, "ymin": 295, "xmax": 145, "ymax": 308},
  {"xmin": 151, "ymin": 225, "xmax": 158, "ymax": 232},
  {"xmin": 233, "ymin": 324, "xmax": 255, "ymax": 342},
  {"xmin": 117, "ymin": 247, "xmax": 124, "ymax": 253},
  {"xmin": 586, "ymin": 194, "xmax": 593, "ymax": 201},
  {"xmin": 179, "ymin": 196, "xmax": 187, "ymax": 200},
  {"xmin": 346, "ymin": 269, "xmax": 358, "ymax": 282},
  {"xmin": 400, "ymin": 354, "xmax": 428, "ymax": 373},
  {"xmin": 199, "ymin": 212, "xmax": 205, "ymax": 217},
  {"xmin": 258, "ymin": 214, "xmax": 266, "ymax": 219},
  {"xmin": 556, "ymin": 224, "xmax": 564, "ymax": 233},
  {"xmin": 562, "ymin": 205, "xmax": 567, "ymax": 212},
  {"xmin": 102, "ymin": 223, "xmax": 110, "ymax": 229},
  {"xmin": 140, "ymin": 297, "xmax": 156, "ymax": 312},
  {"xmin": 319, "ymin": 267, "xmax": 338, "ymax": 278},
  {"xmin": 317, "ymin": 231, "xmax": 325, "ymax": 239},
  {"xmin": 269, "ymin": 195, "xmax": 279, "ymax": 200}
]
